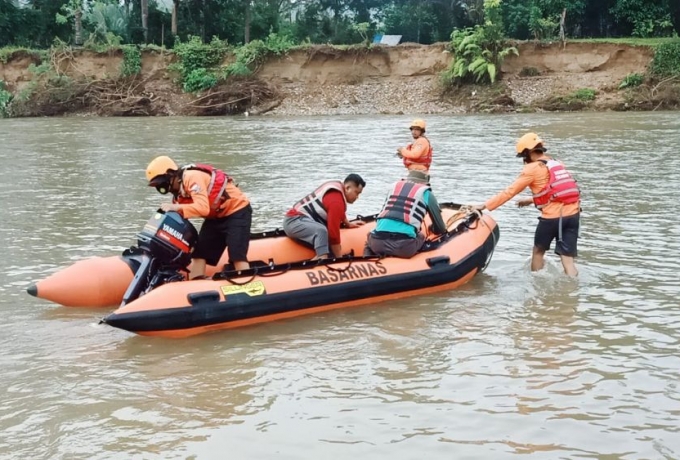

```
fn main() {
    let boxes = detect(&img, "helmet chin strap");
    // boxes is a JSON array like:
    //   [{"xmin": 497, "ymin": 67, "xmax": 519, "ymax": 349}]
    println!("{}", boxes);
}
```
[{"xmin": 520, "ymin": 147, "xmax": 546, "ymax": 164}]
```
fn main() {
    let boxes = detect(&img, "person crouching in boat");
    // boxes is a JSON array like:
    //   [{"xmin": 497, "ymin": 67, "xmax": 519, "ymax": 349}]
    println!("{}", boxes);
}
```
[
  {"xmin": 472, "ymin": 133, "xmax": 581, "ymax": 277},
  {"xmin": 146, "ymin": 156, "xmax": 252, "ymax": 278},
  {"xmin": 283, "ymin": 174, "xmax": 366, "ymax": 260},
  {"xmin": 397, "ymin": 118, "xmax": 432, "ymax": 183},
  {"xmin": 364, "ymin": 170, "xmax": 447, "ymax": 259}
]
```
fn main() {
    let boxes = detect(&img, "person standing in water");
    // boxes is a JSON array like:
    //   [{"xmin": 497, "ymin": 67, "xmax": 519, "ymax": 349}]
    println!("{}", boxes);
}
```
[
  {"xmin": 473, "ymin": 133, "xmax": 581, "ymax": 277},
  {"xmin": 397, "ymin": 119, "xmax": 432, "ymax": 183}
]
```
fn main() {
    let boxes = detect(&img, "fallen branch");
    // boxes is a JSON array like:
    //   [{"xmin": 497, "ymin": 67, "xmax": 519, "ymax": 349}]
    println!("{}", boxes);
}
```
[
  {"xmin": 188, "ymin": 95, "xmax": 250, "ymax": 109},
  {"xmin": 651, "ymin": 75, "xmax": 680, "ymax": 97}
]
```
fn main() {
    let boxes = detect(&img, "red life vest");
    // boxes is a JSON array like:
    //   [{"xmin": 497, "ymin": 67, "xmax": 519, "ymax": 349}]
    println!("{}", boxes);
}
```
[
  {"xmin": 291, "ymin": 180, "xmax": 346, "ymax": 225},
  {"xmin": 174, "ymin": 163, "xmax": 231, "ymax": 218},
  {"xmin": 378, "ymin": 180, "xmax": 429, "ymax": 228},
  {"xmin": 403, "ymin": 136, "xmax": 432, "ymax": 170},
  {"xmin": 532, "ymin": 159, "xmax": 580, "ymax": 209}
]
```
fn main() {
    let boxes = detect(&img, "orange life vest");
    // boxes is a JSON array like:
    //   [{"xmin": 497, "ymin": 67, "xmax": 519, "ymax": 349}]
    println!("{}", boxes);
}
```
[
  {"xmin": 403, "ymin": 136, "xmax": 433, "ymax": 170},
  {"xmin": 174, "ymin": 164, "xmax": 231, "ymax": 218},
  {"xmin": 532, "ymin": 159, "xmax": 580, "ymax": 209}
]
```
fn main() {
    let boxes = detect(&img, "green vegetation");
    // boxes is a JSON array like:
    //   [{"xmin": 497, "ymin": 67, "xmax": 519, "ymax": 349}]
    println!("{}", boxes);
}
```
[
  {"xmin": 0, "ymin": 47, "xmax": 47, "ymax": 64},
  {"xmin": 170, "ymin": 36, "xmax": 228, "ymax": 92},
  {"xmin": 538, "ymin": 88, "xmax": 598, "ymax": 111},
  {"xmin": 1, "ymin": 0, "xmax": 679, "ymax": 50},
  {"xmin": 0, "ymin": 80, "xmax": 13, "ymax": 117},
  {"xmin": 442, "ymin": 0, "xmax": 518, "ymax": 86},
  {"xmin": 619, "ymin": 73, "xmax": 645, "ymax": 89},
  {"xmin": 223, "ymin": 33, "xmax": 297, "ymax": 78},
  {"xmin": 568, "ymin": 88, "xmax": 597, "ymax": 102},
  {"xmin": 651, "ymin": 41, "xmax": 680, "ymax": 76},
  {"xmin": 570, "ymin": 37, "xmax": 678, "ymax": 47},
  {"xmin": 120, "ymin": 45, "xmax": 141, "ymax": 76},
  {"xmin": 168, "ymin": 33, "xmax": 299, "ymax": 92}
]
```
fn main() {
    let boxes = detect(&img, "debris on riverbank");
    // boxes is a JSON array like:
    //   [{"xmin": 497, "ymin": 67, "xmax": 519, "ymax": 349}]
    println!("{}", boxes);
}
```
[{"xmin": 1, "ymin": 42, "xmax": 678, "ymax": 117}]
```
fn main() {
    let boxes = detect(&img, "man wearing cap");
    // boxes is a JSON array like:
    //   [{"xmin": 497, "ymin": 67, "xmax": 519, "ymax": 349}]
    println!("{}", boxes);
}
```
[
  {"xmin": 364, "ymin": 170, "xmax": 447, "ymax": 259},
  {"xmin": 397, "ymin": 119, "xmax": 433, "ymax": 181},
  {"xmin": 145, "ymin": 156, "xmax": 252, "ymax": 278}
]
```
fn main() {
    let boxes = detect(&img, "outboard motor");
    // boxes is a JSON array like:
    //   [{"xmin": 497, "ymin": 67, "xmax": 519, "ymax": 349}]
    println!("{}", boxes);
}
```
[{"xmin": 121, "ymin": 210, "xmax": 198, "ymax": 306}]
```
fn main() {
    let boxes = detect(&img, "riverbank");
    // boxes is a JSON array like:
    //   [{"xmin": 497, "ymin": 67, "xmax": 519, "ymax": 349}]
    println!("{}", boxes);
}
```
[{"xmin": 1, "ymin": 41, "xmax": 678, "ymax": 117}]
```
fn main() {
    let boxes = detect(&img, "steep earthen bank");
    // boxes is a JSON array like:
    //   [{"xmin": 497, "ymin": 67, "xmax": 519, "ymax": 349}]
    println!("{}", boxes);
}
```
[{"xmin": 0, "ymin": 41, "xmax": 676, "ymax": 117}]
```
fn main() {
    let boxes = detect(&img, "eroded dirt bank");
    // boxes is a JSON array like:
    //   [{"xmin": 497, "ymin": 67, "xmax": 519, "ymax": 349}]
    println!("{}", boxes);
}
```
[{"xmin": 0, "ymin": 41, "xmax": 675, "ymax": 117}]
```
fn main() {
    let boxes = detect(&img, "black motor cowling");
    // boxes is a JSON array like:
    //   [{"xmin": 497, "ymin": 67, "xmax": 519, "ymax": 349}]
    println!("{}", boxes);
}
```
[
  {"xmin": 120, "ymin": 211, "xmax": 198, "ymax": 306},
  {"xmin": 137, "ymin": 211, "xmax": 198, "ymax": 269}
]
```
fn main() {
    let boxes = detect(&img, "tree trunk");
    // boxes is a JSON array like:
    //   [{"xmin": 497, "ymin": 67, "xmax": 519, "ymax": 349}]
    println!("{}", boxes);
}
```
[
  {"xmin": 124, "ymin": 0, "xmax": 131, "ymax": 42},
  {"xmin": 141, "ymin": 0, "xmax": 149, "ymax": 43},
  {"xmin": 172, "ymin": 0, "xmax": 179, "ymax": 35},
  {"xmin": 245, "ymin": 0, "xmax": 251, "ymax": 43},
  {"xmin": 334, "ymin": 3, "xmax": 340, "ymax": 40},
  {"xmin": 74, "ymin": 8, "xmax": 83, "ymax": 45}
]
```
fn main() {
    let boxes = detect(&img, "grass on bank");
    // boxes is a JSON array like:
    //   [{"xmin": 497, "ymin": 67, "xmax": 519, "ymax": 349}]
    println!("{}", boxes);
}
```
[
  {"xmin": 0, "ymin": 46, "xmax": 48, "ymax": 64},
  {"xmin": 569, "ymin": 37, "xmax": 679, "ymax": 47},
  {"xmin": 1, "ymin": 37, "xmax": 678, "ymax": 64}
]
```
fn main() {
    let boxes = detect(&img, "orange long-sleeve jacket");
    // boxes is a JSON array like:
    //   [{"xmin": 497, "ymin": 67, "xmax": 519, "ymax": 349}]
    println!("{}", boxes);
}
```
[
  {"xmin": 400, "ymin": 136, "xmax": 432, "ymax": 173},
  {"xmin": 485, "ymin": 156, "xmax": 580, "ymax": 219},
  {"xmin": 174, "ymin": 170, "xmax": 250, "ymax": 219}
]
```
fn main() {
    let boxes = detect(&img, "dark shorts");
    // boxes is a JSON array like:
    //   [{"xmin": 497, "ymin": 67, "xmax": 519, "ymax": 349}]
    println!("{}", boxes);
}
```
[
  {"xmin": 192, "ymin": 205, "xmax": 252, "ymax": 265},
  {"xmin": 534, "ymin": 212, "xmax": 580, "ymax": 257}
]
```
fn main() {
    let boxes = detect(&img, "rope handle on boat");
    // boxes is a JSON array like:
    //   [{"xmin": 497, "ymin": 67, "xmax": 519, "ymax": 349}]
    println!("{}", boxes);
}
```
[
  {"xmin": 425, "ymin": 205, "xmax": 478, "ymax": 244},
  {"xmin": 422, "ymin": 205, "xmax": 496, "ymax": 271},
  {"xmin": 218, "ymin": 268, "xmax": 259, "ymax": 285},
  {"xmin": 212, "ymin": 253, "xmax": 385, "ymax": 282},
  {"xmin": 325, "ymin": 251, "xmax": 385, "ymax": 274},
  {"xmin": 466, "ymin": 207, "xmax": 496, "ymax": 272}
]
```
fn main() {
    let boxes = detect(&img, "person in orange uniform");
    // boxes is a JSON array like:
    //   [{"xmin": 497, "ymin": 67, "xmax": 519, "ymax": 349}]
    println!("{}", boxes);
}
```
[
  {"xmin": 473, "ymin": 133, "xmax": 581, "ymax": 277},
  {"xmin": 146, "ymin": 156, "xmax": 252, "ymax": 278},
  {"xmin": 397, "ymin": 119, "xmax": 433, "ymax": 181},
  {"xmin": 283, "ymin": 174, "xmax": 366, "ymax": 260}
]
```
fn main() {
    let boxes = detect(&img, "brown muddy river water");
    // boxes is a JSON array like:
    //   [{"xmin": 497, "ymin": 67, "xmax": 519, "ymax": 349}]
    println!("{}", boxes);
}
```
[{"xmin": 1, "ymin": 113, "xmax": 679, "ymax": 459}]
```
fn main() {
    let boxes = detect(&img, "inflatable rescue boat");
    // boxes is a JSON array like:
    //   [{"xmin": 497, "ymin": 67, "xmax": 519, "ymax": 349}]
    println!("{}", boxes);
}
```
[{"xmin": 28, "ymin": 204, "xmax": 499, "ymax": 338}]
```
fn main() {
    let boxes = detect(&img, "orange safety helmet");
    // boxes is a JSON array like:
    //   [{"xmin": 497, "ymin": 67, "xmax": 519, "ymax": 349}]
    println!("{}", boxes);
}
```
[
  {"xmin": 146, "ymin": 156, "xmax": 178, "ymax": 183},
  {"xmin": 410, "ymin": 119, "xmax": 426, "ymax": 132},
  {"xmin": 515, "ymin": 132, "xmax": 544, "ymax": 157}
]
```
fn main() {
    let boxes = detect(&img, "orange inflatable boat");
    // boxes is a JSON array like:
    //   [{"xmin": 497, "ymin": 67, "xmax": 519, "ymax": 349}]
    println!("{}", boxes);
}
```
[{"xmin": 28, "ymin": 204, "xmax": 499, "ymax": 338}]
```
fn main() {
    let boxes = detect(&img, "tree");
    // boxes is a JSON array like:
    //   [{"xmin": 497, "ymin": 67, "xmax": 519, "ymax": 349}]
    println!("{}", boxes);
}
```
[
  {"xmin": 611, "ymin": 0, "xmax": 674, "ymax": 37},
  {"xmin": 245, "ymin": 0, "xmax": 251, "ymax": 43},
  {"xmin": 383, "ymin": 0, "xmax": 439, "ymax": 43},
  {"xmin": 141, "ymin": 0, "xmax": 149, "ymax": 42},
  {"xmin": 668, "ymin": 0, "xmax": 680, "ymax": 35},
  {"xmin": 172, "ymin": 0, "xmax": 179, "ymax": 35},
  {"xmin": 56, "ymin": 0, "xmax": 87, "ymax": 45}
]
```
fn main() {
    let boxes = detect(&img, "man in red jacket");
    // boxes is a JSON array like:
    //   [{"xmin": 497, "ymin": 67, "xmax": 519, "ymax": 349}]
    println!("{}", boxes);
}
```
[{"xmin": 283, "ymin": 174, "xmax": 366, "ymax": 260}]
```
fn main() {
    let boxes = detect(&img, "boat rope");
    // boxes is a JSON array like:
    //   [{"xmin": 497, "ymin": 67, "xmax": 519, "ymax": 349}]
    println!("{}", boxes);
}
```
[
  {"xmin": 213, "ymin": 253, "xmax": 385, "ymax": 284},
  {"xmin": 427, "ymin": 204, "xmax": 496, "ymax": 272},
  {"xmin": 467, "ymin": 207, "xmax": 496, "ymax": 272},
  {"xmin": 215, "ymin": 202, "xmax": 491, "ymax": 283}
]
